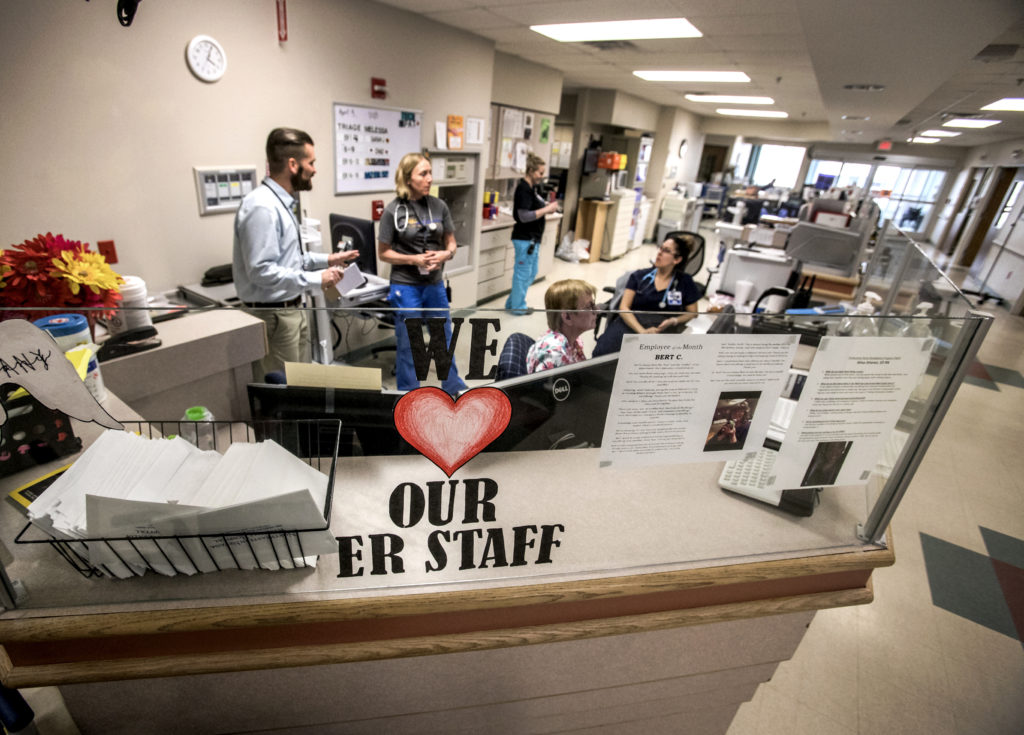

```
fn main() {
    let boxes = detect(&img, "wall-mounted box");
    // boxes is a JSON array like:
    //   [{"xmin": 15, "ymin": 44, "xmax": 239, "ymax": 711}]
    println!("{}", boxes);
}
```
[{"xmin": 193, "ymin": 166, "xmax": 259, "ymax": 216}]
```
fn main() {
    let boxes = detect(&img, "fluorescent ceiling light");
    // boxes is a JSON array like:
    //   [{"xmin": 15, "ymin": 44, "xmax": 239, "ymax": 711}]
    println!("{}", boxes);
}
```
[
  {"xmin": 634, "ymin": 70, "xmax": 750, "ymax": 83},
  {"xmin": 910, "ymin": 137, "xmax": 940, "ymax": 144},
  {"xmin": 981, "ymin": 97, "xmax": 1024, "ymax": 112},
  {"xmin": 531, "ymin": 18, "xmax": 701, "ymax": 42},
  {"xmin": 920, "ymin": 129, "xmax": 961, "ymax": 137},
  {"xmin": 716, "ymin": 108, "xmax": 788, "ymax": 118},
  {"xmin": 685, "ymin": 94, "xmax": 774, "ymax": 104},
  {"xmin": 943, "ymin": 118, "xmax": 1001, "ymax": 128}
]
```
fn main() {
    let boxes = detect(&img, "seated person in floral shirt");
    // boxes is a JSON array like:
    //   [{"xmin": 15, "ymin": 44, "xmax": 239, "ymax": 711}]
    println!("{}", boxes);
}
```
[{"xmin": 526, "ymin": 279, "xmax": 597, "ymax": 373}]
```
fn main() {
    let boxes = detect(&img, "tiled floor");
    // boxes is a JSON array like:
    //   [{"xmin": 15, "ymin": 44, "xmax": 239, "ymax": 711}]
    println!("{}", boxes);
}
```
[
  {"xmin": 13, "ymin": 226, "xmax": 1024, "ymax": 734},
  {"xmin": 725, "ymin": 290, "xmax": 1024, "ymax": 734}
]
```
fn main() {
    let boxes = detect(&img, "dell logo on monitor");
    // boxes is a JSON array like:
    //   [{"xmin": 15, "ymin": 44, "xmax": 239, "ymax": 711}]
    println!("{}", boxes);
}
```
[{"xmin": 552, "ymin": 378, "xmax": 571, "ymax": 402}]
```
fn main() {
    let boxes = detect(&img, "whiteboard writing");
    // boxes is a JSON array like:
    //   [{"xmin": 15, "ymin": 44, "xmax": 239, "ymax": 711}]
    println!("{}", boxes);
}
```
[{"xmin": 333, "ymin": 102, "xmax": 423, "ymax": 194}]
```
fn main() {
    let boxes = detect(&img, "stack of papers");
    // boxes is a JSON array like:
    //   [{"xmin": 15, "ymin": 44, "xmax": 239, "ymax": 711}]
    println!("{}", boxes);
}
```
[{"xmin": 28, "ymin": 430, "xmax": 336, "ymax": 578}]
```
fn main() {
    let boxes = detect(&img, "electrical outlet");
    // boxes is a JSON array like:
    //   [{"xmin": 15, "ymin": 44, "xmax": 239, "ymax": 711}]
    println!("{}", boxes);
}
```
[{"xmin": 97, "ymin": 240, "xmax": 118, "ymax": 263}]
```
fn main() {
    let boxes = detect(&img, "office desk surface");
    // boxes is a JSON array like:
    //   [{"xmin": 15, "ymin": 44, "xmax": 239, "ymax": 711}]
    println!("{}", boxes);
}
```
[{"xmin": 0, "ymin": 413, "xmax": 891, "ymax": 686}]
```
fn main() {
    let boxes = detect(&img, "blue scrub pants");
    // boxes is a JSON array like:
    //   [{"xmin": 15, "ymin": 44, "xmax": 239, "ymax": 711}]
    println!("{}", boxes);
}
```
[
  {"xmin": 504, "ymin": 238, "xmax": 539, "ymax": 312},
  {"xmin": 389, "ymin": 281, "xmax": 467, "ymax": 395}
]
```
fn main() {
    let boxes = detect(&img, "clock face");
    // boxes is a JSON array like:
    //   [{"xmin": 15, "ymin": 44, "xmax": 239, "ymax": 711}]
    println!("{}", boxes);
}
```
[{"xmin": 186, "ymin": 35, "xmax": 227, "ymax": 83}]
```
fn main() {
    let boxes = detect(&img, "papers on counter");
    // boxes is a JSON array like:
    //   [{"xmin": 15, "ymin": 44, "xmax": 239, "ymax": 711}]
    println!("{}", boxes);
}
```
[{"xmin": 28, "ymin": 430, "xmax": 334, "ymax": 578}]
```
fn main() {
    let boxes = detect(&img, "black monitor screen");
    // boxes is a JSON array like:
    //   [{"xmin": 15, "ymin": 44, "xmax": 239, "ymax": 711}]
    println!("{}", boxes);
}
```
[
  {"xmin": 814, "ymin": 174, "xmax": 836, "ymax": 190},
  {"xmin": 329, "ymin": 213, "xmax": 378, "ymax": 276},
  {"xmin": 247, "ymin": 355, "xmax": 621, "ymax": 457},
  {"xmin": 486, "ymin": 354, "xmax": 619, "ymax": 452}
]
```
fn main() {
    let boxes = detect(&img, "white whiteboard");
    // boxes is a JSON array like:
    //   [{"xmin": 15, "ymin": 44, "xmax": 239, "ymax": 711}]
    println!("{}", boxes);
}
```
[{"xmin": 333, "ymin": 102, "xmax": 423, "ymax": 195}]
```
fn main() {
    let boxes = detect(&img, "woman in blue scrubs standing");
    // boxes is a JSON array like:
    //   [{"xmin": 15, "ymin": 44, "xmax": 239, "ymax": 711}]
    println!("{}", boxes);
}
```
[
  {"xmin": 505, "ymin": 153, "xmax": 559, "ymax": 314},
  {"xmin": 377, "ymin": 152, "xmax": 467, "ymax": 395}
]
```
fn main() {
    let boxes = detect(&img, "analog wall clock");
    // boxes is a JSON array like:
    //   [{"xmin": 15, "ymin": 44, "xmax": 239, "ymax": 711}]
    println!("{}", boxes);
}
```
[
  {"xmin": 186, "ymin": 35, "xmax": 227, "ymax": 83},
  {"xmin": 678, "ymin": 139, "xmax": 689, "ymax": 157}
]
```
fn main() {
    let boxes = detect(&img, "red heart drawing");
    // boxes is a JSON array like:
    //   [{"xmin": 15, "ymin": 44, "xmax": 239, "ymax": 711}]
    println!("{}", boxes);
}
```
[{"xmin": 393, "ymin": 387, "xmax": 512, "ymax": 477}]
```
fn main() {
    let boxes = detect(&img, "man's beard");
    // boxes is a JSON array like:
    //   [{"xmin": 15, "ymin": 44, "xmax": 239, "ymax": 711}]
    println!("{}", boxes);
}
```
[{"xmin": 291, "ymin": 168, "xmax": 313, "ymax": 192}]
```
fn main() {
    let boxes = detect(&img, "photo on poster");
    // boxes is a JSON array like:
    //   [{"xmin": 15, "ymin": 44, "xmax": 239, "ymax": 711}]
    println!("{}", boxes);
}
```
[
  {"xmin": 703, "ymin": 391, "xmax": 760, "ymax": 452},
  {"xmin": 800, "ymin": 441, "xmax": 852, "ymax": 487}
]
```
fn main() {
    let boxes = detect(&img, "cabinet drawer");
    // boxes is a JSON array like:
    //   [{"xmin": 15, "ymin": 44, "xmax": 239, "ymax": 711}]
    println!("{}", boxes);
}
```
[
  {"xmin": 480, "ymin": 245, "xmax": 506, "ymax": 267},
  {"xmin": 479, "ymin": 228, "xmax": 511, "ymax": 252},
  {"xmin": 477, "ymin": 276, "xmax": 506, "ymax": 301},
  {"xmin": 478, "ymin": 260, "xmax": 505, "ymax": 282}
]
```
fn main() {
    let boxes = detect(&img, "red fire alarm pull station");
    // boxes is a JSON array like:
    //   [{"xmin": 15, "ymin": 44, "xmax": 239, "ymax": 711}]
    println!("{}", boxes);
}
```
[
  {"xmin": 372, "ymin": 200, "xmax": 385, "ymax": 221},
  {"xmin": 371, "ymin": 77, "xmax": 387, "ymax": 100},
  {"xmin": 97, "ymin": 240, "xmax": 118, "ymax": 264},
  {"xmin": 276, "ymin": 0, "xmax": 288, "ymax": 42}
]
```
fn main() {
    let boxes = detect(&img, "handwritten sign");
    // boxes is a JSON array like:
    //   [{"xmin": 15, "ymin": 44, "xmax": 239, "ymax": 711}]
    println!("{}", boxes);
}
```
[
  {"xmin": 333, "ymin": 102, "xmax": 423, "ymax": 194},
  {"xmin": 0, "ymin": 320, "xmax": 120, "ymax": 430}
]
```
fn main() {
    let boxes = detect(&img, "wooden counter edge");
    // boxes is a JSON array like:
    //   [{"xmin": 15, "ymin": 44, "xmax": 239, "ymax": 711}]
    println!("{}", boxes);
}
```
[
  {"xmin": 0, "ymin": 584, "xmax": 872, "ymax": 687},
  {"xmin": 0, "ymin": 543, "xmax": 892, "ymax": 643}
]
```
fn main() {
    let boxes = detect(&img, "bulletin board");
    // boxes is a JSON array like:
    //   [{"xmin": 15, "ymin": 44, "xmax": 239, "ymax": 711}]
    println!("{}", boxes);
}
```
[{"xmin": 333, "ymin": 102, "xmax": 423, "ymax": 194}]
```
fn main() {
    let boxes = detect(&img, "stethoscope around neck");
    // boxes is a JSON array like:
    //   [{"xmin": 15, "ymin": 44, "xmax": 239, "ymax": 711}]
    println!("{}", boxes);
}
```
[
  {"xmin": 641, "ymin": 269, "xmax": 679, "ymax": 308},
  {"xmin": 394, "ymin": 196, "xmax": 438, "ymax": 234}
]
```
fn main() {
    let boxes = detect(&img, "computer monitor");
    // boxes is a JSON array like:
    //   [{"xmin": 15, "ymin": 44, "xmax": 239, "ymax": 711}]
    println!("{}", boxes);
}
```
[
  {"xmin": 329, "ymin": 213, "xmax": 378, "ymax": 276},
  {"xmin": 486, "ymin": 354, "xmax": 620, "ymax": 452},
  {"xmin": 814, "ymin": 174, "xmax": 836, "ymax": 191},
  {"xmin": 784, "ymin": 222, "xmax": 864, "ymax": 277},
  {"xmin": 248, "ymin": 383, "xmax": 407, "ymax": 457},
  {"xmin": 247, "ymin": 355, "xmax": 622, "ymax": 457}
]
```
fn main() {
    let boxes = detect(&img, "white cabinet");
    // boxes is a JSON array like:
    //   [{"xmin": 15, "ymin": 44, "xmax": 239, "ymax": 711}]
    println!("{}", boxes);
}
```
[
  {"xmin": 601, "ymin": 189, "xmax": 638, "ymax": 260},
  {"xmin": 477, "ymin": 224, "xmax": 514, "ymax": 303}
]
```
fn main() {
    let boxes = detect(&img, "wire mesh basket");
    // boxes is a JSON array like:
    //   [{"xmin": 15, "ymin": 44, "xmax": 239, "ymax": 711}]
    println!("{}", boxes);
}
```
[{"xmin": 13, "ymin": 419, "xmax": 340, "ymax": 579}]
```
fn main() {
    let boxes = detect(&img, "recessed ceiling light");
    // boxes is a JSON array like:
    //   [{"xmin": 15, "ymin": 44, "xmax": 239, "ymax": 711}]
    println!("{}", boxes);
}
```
[
  {"xmin": 841, "ymin": 130, "xmax": 864, "ymax": 136},
  {"xmin": 981, "ymin": 97, "xmax": 1024, "ymax": 112},
  {"xmin": 843, "ymin": 84, "xmax": 886, "ymax": 92},
  {"xmin": 910, "ymin": 137, "xmax": 940, "ymax": 144},
  {"xmin": 716, "ymin": 108, "xmax": 788, "ymax": 118},
  {"xmin": 943, "ymin": 118, "xmax": 1001, "ymax": 128},
  {"xmin": 684, "ymin": 94, "xmax": 774, "ymax": 104},
  {"xmin": 531, "ymin": 18, "xmax": 702, "ymax": 42},
  {"xmin": 920, "ymin": 129, "xmax": 961, "ymax": 137},
  {"xmin": 841, "ymin": 114, "xmax": 871, "ymax": 121},
  {"xmin": 634, "ymin": 70, "xmax": 750, "ymax": 83}
]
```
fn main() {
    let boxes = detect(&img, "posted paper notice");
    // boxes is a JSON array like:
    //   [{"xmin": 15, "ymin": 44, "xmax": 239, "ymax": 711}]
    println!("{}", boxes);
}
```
[
  {"xmin": 771, "ymin": 336, "xmax": 931, "ymax": 489},
  {"xmin": 600, "ymin": 334, "xmax": 799, "ymax": 468}
]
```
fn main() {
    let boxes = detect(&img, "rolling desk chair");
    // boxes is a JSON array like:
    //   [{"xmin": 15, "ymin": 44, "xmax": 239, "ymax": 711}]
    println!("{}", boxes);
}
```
[{"xmin": 327, "ymin": 213, "xmax": 395, "ymax": 365}]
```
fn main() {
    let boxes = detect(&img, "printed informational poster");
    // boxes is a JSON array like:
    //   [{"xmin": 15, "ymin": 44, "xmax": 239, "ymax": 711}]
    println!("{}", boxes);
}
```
[
  {"xmin": 502, "ymin": 107, "xmax": 525, "ymax": 139},
  {"xmin": 771, "ymin": 336, "xmax": 932, "ymax": 489},
  {"xmin": 600, "ymin": 334, "xmax": 799, "ymax": 468},
  {"xmin": 540, "ymin": 117, "xmax": 551, "ymax": 144},
  {"xmin": 465, "ymin": 117, "xmax": 484, "ymax": 146},
  {"xmin": 333, "ymin": 102, "xmax": 422, "ymax": 194},
  {"xmin": 446, "ymin": 114, "xmax": 464, "ymax": 150}
]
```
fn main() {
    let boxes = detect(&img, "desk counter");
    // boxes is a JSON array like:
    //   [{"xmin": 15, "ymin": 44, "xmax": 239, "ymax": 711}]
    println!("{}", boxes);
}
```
[
  {"xmin": 0, "ymin": 397, "xmax": 891, "ymax": 734},
  {"xmin": 99, "ymin": 308, "xmax": 265, "ymax": 420}
]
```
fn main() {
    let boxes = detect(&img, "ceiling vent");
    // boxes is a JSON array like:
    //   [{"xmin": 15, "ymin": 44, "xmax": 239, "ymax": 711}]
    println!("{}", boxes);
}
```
[
  {"xmin": 895, "ymin": 117, "xmax": 913, "ymax": 126},
  {"xmin": 582, "ymin": 40, "xmax": 639, "ymax": 51},
  {"xmin": 945, "ymin": 111, "xmax": 986, "ymax": 119},
  {"xmin": 973, "ymin": 44, "xmax": 1019, "ymax": 63}
]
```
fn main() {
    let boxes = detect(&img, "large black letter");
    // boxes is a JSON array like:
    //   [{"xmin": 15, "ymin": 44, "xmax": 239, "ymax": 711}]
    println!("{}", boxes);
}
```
[
  {"xmin": 405, "ymin": 317, "xmax": 463, "ymax": 381},
  {"xmin": 466, "ymin": 318, "xmax": 501, "ymax": 379}
]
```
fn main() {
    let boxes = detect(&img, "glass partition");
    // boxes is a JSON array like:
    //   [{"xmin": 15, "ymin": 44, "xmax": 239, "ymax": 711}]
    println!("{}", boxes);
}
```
[{"xmin": 0, "ymin": 235, "xmax": 991, "ymax": 613}]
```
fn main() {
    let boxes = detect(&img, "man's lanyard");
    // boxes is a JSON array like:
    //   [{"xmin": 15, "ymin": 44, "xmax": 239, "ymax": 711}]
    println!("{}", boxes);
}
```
[{"xmin": 263, "ymin": 181, "xmax": 305, "ymax": 254}]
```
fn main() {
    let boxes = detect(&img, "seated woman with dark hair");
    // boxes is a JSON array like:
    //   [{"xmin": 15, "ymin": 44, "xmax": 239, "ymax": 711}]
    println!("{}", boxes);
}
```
[{"xmin": 593, "ymin": 234, "xmax": 701, "ymax": 357}]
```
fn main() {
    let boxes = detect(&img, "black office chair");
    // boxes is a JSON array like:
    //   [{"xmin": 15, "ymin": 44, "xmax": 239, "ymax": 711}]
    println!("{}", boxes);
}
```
[
  {"xmin": 496, "ymin": 332, "xmax": 534, "ymax": 381},
  {"xmin": 665, "ymin": 230, "xmax": 709, "ymax": 297}
]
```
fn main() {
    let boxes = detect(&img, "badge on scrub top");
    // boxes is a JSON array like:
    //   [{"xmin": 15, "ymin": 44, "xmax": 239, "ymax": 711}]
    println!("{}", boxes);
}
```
[{"xmin": 666, "ymin": 289, "xmax": 683, "ymax": 306}]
